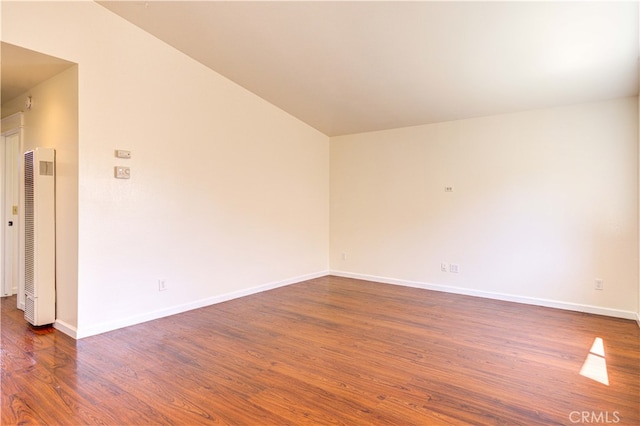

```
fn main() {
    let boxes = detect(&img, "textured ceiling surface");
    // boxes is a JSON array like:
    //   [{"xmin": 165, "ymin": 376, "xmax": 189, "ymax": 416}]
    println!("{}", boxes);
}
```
[
  {"xmin": 3, "ymin": 2, "xmax": 637, "ymax": 136},
  {"xmin": 97, "ymin": 1, "xmax": 639, "ymax": 136}
]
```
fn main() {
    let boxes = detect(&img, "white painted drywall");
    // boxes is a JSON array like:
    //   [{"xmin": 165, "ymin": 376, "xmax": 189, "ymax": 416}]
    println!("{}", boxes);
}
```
[
  {"xmin": 2, "ymin": 1, "xmax": 329, "ymax": 337},
  {"xmin": 331, "ymin": 98, "xmax": 638, "ymax": 316},
  {"xmin": 1, "ymin": 66, "xmax": 79, "ymax": 330},
  {"xmin": 3, "ymin": 1, "xmax": 635, "ymax": 335}
]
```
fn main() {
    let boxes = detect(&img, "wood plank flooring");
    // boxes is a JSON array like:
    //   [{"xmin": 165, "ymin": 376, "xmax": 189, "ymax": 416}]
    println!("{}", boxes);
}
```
[{"xmin": 2, "ymin": 275, "xmax": 639, "ymax": 425}]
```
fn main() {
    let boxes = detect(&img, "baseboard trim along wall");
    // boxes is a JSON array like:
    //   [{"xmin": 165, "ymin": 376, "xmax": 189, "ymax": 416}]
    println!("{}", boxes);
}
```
[
  {"xmin": 54, "ymin": 269, "xmax": 640, "ymax": 338},
  {"xmin": 54, "ymin": 319, "xmax": 78, "ymax": 339},
  {"xmin": 72, "ymin": 270, "xmax": 330, "ymax": 339},
  {"xmin": 331, "ymin": 270, "xmax": 639, "ymax": 322}
]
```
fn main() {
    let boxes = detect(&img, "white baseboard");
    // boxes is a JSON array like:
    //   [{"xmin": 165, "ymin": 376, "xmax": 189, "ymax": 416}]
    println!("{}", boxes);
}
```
[
  {"xmin": 331, "ymin": 270, "xmax": 639, "ymax": 322},
  {"xmin": 636, "ymin": 312, "xmax": 640, "ymax": 328},
  {"xmin": 54, "ymin": 319, "xmax": 78, "ymax": 339},
  {"xmin": 74, "ymin": 270, "xmax": 330, "ymax": 339}
]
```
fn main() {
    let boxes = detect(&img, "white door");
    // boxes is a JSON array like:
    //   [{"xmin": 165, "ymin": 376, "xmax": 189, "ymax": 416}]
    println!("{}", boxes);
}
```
[
  {"xmin": 2, "ymin": 130, "xmax": 20, "ymax": 297},
  {"xmin": 0, "ymin": 133, "xmax": 4, "ymax": 295}
]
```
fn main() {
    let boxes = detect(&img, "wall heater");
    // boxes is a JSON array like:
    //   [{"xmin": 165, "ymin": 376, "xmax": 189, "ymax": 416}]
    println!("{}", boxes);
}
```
[{"xmin": 24, "ymin": 148, "xmax": 55, "ymax": 326}]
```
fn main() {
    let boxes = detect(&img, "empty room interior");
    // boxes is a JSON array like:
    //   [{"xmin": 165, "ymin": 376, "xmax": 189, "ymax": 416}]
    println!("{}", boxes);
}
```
[{"xmin": 1, "ymin": 1, "xmax": 639, "ymax": 425}]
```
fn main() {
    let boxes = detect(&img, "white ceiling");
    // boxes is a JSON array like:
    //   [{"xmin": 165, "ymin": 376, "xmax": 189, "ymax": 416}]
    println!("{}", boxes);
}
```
[
  {"xmin": 1, "ymin": 42, "xmax": 75, "ymax": 106},
  {"xmin": 97, "ymin": 1, "xmax": 639, "ymax": 136},
  {"xmin": 8, "ymin": 1, "xmax": 639, "ymax": 136}
]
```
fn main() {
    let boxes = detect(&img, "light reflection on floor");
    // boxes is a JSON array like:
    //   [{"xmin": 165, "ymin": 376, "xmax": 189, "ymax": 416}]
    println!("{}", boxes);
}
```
[{"xmin": 579, "ymin": 337, "xmax": 609, "ymax": 386}]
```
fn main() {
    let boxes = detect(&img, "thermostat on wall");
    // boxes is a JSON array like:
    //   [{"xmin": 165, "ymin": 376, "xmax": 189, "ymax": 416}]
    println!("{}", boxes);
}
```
[{"xmin": 115, "ymin": 149, "xmax": 131, "ymax": 159}]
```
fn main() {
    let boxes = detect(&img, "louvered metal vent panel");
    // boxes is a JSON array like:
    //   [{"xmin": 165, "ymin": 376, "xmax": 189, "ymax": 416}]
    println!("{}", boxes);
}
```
[
  {"xmin": 25, "ymin": 295, "xmax": 35, "ymax": 324},
  {"xmin": 24, "ymin": 151, "xmax": 35, "ymax": 296}
]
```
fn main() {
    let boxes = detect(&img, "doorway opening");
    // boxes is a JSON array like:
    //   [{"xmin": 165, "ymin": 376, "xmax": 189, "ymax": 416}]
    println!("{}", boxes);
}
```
[
  {"xmin": 1, "ymin": 42, "xmax": 78, "ymax": 332},
  {"xmin": 1, "ymin": 114, "xmax": 22, "ymax": 297}
]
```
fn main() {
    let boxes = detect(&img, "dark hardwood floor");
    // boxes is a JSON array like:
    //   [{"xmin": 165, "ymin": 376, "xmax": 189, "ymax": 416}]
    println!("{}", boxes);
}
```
[{"xmin": 2, "ymin": 275, "xmax": 639, "ymax": 425}]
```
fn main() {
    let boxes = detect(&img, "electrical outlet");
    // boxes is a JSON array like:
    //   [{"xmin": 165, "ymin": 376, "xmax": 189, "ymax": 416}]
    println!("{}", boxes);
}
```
[
  {"xmin": 444, "ymin": 186, "xmax": 454, "ymax": 193},
  {"xmin": 158, "ymin": 279, "xmax": 167, "ymax": 292},
  {"xmin": 449, "ymin": 263, "xmax": 460, "ymax": 273},
  {"xmin": 441, "ymin": 262, "xmax": 448, "ymax": 272},
  {"xmin": 341, "ymin": 252, "xmax": 347, "ymax": 261},
  {"xmin": 595, "ymin": 279, "xmax": 603, "ymax": 291}
]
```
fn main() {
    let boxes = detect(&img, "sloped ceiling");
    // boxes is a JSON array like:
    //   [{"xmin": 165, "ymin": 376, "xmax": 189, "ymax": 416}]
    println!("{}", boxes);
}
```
[{"xmin": 46, "ymin": 1, "xmax": 640, "ymax": 135}]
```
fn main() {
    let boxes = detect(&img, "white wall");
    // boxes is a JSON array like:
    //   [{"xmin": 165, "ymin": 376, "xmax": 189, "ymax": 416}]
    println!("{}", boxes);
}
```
[
  {"xmin": 331, "ymin": 98, "xmax": 638, "ymax": 318},
  {"xmin": 2, "ymin": 1, "xmax": 636, "ymax": 335},
  {"xmin": 2, "ymin": 1, "xmax": 329, "ymax": 337},
  {"xmin": 1, "ymin": 66, "xmax": 79, "ymax": 330}
]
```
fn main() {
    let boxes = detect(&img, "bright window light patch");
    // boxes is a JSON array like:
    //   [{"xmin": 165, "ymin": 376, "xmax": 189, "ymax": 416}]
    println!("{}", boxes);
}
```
[
  {"xmin": 589, "ymin": 337, "xmax": 605, "ymax": 357},
  {"xmin": 579, "ymin": 337, "xmax": 609, "ymax": 386}
]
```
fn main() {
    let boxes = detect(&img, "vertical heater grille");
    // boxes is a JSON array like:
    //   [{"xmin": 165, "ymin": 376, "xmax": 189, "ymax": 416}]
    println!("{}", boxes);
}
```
[
  {"xmin": 24, "ymin": 151, "xmax": 34, "ymax": 296},
  {"xmin": 25, "ymin": 295, "xmax": 35, "ymax": 324},
  {"xmin": 22, "ymin": 148, "xmax": 56, "ymax": 326}
]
